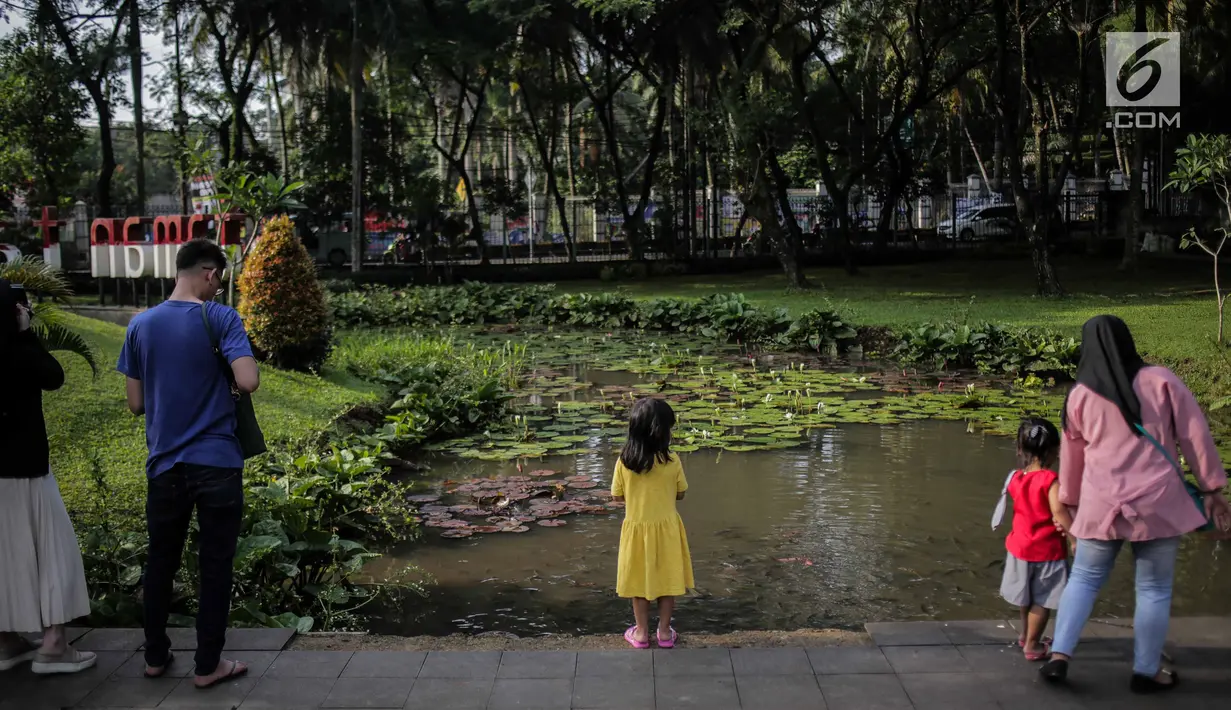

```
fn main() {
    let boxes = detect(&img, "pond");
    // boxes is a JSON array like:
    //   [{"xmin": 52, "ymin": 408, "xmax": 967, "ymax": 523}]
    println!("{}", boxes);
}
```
[{"xmin": 366, "ymin": 333, "xmax": 1231, "ymax": 636}]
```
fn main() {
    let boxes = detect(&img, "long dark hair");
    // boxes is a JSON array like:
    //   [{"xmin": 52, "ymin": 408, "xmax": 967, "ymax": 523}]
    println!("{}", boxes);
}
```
[
  {"xmin": 1017, "ymin": 416, "xmax": 1060, "ymax": 470},
  {"xmin": 619, "ymin": 397, "xmax": 675, "ymax": 474}
]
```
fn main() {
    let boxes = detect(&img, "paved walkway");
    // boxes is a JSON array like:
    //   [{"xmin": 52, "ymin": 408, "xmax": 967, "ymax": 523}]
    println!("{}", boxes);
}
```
[{"xmin": 1, "ymin": 619, "xmax": 1228, "ymax": 708}]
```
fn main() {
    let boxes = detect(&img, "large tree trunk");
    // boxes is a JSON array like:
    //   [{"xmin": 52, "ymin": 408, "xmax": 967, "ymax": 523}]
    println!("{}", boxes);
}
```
[
  {"xmin": 129, "ymin": 0, "xmax": 146, "ymax": 213},
  {"xmin": 267, "ymin": 39, "xmax": 290, "ymax": 177},
  {"xmin": 95, "ymin": 88, "xmax": 117, "ymax": 217},
  {"xmin": 1120, "ymin": 0, "xmax": 1148, "ymax": 271},
  {"xmin": 349, "ymin": 0, "xmax": 363, "ymax": 273}
]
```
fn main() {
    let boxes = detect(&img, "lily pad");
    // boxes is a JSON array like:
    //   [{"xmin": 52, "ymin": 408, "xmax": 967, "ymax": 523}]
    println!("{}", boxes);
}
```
[
  {"xmin": 537, "ymin": 519, "xmax": 567, "ymax": 527},
  {"xmin": 568, "ymin": 481, "xmax": 599, "ymax": 490}
]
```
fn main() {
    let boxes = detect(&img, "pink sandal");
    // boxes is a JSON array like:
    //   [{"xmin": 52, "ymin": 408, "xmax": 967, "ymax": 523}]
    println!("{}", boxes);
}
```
[
  {"xmin": 1017, "ymin": 636, "xmax": 1052, "ymax": 648},
  {"xmin": 657, "ymin": 628, "xmax": 678, "ymax": 649},
  {"xmin": 1023, "ymin": 642, "xmax": 1052, "ymax": 662},
  {"xmin": 624, "ymin": 626, "xmax": 650, "ymax": 649}
]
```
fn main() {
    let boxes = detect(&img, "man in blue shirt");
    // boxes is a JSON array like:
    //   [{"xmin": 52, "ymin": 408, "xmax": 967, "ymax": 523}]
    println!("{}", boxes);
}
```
[{"xmin": 117, "ymin": 239, "xmax": 259, "ymax": 688}]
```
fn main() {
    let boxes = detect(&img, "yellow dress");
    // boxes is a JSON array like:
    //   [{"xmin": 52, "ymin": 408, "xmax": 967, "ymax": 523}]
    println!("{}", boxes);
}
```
[{"xmin": 612, "ymin": 454, "xmax": 694, "ymax": 600}]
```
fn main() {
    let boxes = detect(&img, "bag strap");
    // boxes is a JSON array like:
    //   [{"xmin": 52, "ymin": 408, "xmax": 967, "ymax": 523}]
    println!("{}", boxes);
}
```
[
  {"xmin": 200, "ymin": 302, "xmax": 239, "ymax": 394},
  {"xmin": 1134, "ymin": 422, "xmax": 1184, "ymax": 479},
  {"xmin": 991, "ymin": 469, "xmax": 1017, "ymax": 530}
]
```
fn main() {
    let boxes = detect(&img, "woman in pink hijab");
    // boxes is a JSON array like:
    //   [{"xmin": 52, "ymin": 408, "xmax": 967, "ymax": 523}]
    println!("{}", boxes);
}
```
[{"xmin": 1041, "ymin": 315, "xmax": 1231, "ymax": 693}]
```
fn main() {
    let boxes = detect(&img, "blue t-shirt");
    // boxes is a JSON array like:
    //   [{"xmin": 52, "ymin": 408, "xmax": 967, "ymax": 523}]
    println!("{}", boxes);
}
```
[{"xmin": 116, "ymin": 300, "xmax": 254, "ymax": 478}]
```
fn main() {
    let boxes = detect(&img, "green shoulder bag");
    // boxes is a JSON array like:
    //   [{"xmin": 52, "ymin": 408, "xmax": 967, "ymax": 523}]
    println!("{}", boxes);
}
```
[{"xmin": 201, "ymin": 302, "xmax": 267, "ymax": 459}]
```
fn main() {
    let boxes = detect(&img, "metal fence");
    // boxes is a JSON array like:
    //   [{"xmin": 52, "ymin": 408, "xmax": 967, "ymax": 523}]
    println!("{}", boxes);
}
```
[{"xmin": 8, "ymin": 186, "xmax": 1208, "ymax": 273}]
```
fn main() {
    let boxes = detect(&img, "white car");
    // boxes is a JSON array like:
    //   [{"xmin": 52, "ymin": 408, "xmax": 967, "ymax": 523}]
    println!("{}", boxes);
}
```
[{"xmin": 937, "ymin": 205, "xmax": 1020, "ymax": 241}]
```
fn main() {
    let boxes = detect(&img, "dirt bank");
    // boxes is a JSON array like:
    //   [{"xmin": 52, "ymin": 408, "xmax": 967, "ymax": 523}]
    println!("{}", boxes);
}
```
[{"xmin": 290, "ymin": 628, "xmax": 868, "ymax": 652}]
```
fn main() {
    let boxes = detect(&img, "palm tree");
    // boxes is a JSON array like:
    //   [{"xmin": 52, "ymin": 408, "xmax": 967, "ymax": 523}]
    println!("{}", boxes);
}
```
[{"xmin": 0, "ymin": 257, "xmax": 98, "ymax": 375}]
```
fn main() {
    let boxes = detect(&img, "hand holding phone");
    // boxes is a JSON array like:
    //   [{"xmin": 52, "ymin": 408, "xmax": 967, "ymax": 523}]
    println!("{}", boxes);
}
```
[{"xmin": 16, "ymin": 303, "xmax": 31, "ymax": 332}]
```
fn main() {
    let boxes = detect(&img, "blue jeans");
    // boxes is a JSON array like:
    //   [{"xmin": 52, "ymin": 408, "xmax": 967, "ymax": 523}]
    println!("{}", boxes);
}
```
[{"xmin": 1051, "ymin": 537, "xmax": 1181, "ymax": 676}]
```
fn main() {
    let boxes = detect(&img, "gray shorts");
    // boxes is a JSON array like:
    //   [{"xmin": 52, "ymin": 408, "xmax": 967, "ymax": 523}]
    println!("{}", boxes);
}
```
[{"xmin": 1000, "ymin": 553, "xmax": 1069, "ymax": 609}]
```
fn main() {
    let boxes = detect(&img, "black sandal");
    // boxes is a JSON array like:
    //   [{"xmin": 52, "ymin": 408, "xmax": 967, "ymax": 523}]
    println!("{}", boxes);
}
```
[
  {"xmin": 144, "ymin": 651, "xmax": 174, "ymax": 679},
  {"xmin": 1130, "ymin": 670, "xmax": 1180, "ymax": 694},
  {"xmin": 1039, "ymin": 657, "xmax": 1068, "ymax": 683}
]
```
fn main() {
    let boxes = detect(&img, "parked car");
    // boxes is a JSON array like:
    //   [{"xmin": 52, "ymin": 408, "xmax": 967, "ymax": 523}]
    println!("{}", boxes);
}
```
[{"xmin": 937, "ymin": 205, "xmax": 1020, "ymax": 241}]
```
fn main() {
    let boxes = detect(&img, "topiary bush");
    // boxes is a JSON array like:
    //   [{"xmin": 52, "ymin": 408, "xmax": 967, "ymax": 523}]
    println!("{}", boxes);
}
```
[{"xmin": 238, "ymin": 214, "xmax": 333, "ymax": 371}]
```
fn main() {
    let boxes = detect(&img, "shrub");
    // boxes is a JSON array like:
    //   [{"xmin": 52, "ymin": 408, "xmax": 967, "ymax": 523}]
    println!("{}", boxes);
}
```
[
  {"xmin": 893, "ymin": 321, "xmax": 1078, "ymax": 376},
  {"xmin": 855, "ymin": 325, "xmax": 899, "ymax": 356},
  {"xmin": 782, "ymin": 310, "xmax": 858, "ymax": 355},
  {"xmin": 238, "ymin": 215, "xmax": 333, "ymax": 371}
]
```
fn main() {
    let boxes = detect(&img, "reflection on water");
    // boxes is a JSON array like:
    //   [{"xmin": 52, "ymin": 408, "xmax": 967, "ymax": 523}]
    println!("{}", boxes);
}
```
[{"xmin": 371, "ymin": 420, "xmax": 1231, "ymax": 636}]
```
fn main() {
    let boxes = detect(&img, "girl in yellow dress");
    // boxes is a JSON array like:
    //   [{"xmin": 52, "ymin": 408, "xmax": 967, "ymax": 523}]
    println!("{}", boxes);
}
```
[{"xmin": 612, "ymin": 397, "xmax": 694, "ymax": 649}]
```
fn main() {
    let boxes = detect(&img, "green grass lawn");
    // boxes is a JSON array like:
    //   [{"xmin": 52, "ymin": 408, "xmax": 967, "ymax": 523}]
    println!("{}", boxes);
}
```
[
  {"xmin": 47, "ymin": 314, "xmax": 381, "ymax": 525},
  {"xmin": 561, "ymin": 255, "xmax": 1231, "ymax": 403}
]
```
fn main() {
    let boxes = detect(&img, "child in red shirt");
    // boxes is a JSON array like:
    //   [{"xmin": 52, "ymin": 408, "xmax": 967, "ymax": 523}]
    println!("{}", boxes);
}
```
[{"xmin": 994, "ymin": 417, "xmax": 1074, "ymax": 661}]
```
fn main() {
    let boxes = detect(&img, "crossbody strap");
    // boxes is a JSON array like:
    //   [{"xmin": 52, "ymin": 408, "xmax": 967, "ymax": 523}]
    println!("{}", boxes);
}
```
[
  {"xmin": 1134, "ymin": 422, "xmax": 1184, "ymax": 478},
  {"xmin": 200, "ymin": 302, "xmax": 240, "ymax": 396}
]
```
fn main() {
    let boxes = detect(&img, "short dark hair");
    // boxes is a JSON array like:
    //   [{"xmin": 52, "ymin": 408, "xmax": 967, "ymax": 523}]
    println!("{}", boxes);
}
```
[
  {"xmin": 1017, "ymin": 416, "xmax": 1060, "ymax": 469},
  {"xmin": 176, "ymin": 239, "xmax": 227, "ymax": 273}
]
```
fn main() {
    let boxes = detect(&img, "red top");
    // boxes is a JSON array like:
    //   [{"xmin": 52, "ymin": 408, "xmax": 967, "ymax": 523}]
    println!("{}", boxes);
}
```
[{"xmin": 1005, "ymin": 469, "xmax": 1066, "ymax": 562}]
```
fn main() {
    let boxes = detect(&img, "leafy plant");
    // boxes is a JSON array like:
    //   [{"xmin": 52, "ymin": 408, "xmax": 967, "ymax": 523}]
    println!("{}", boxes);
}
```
[
  {"xmin": 1165, "ymin": 133, "xmax": 1231, "ymax": 344},
  {"xmin": 782, "ymin": 309, "xmax": 858, "ymax": 355},
  {"xmin": 238, "ymin": 215, "xmax": 333, "ymax": 371},
  {"xmin": 550, "ymin": 292, "xmax": 639, "ymax": 329},
  {"xmin": 0, "ymin": 256, "xmax": 97, "ymax": 373}
]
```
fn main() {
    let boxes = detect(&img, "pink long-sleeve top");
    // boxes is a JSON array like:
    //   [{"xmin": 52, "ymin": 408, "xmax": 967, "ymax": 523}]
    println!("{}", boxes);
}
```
[{"xmin": 1060, "ymin": 366, "xmax": 1227, "ymax": 540}]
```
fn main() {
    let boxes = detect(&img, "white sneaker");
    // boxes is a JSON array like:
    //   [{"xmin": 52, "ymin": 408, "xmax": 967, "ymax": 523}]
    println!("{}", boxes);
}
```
[
  {"xmin": 0, "ymin": 639, "xmax": 38, "ymax": 672},
  {"xmin": 31, "ymin": 648, "xmax": 97, "ymax": 674}
]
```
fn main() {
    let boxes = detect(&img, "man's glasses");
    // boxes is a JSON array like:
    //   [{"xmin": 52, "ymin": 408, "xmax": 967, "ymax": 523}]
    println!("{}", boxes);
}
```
[{"xmin": 203, "ymin": 267, "xmax": 226, "ymax": 297}]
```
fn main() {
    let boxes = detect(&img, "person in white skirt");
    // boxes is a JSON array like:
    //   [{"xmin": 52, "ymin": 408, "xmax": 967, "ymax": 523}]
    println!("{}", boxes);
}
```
[{"xmin": 0, "ymin": 279, "xmax": 95, "ymax": 674}]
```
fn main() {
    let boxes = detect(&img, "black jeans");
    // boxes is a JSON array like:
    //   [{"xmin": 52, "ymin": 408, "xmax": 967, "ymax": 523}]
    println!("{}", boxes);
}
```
[{"xmin": 143, "ymin": 463, "xmax": 243, "ymax": 676}]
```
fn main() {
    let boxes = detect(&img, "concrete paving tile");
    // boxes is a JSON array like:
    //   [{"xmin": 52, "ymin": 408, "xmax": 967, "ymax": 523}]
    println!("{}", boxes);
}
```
[
  {"xmin": 75, "ymin": 629, "xmax": 146, "ymax": 652},
  {"xmin": 114, "ymin": 649, "xmax": 279, "ymax": 680},
  {"xmin": 816, "ymin": 674, "xmax": 912, "ymax": 710},
  {"xmin": 898, "ymin": 672, "xmax": 999, "ymax": 709},
  {"xmin": 1166, "ymin": 617, "xmax": 1231, "ymax": 648},
  {"xmin": 865, "ymin": 621, "xmax": 951, "ymax": 646},
  {"xmin": 807, "ymin": 646, "xmax": 892, "ymax": 675},
  {"xmin": 736, "ymin": 674, "xmax": 826, "ymax": 709},
  {"xmin": 21, "ymin": 627, "xmax": 91, "ymax": 647},
  {"xmin": 417, "ymin": 651, "xmax": 502, "ymax": 679},
  {"xmin": 654, "ymin": 675, "xmax": 740, "ymax": 709},
  {"xmin": 163, "ymin": 628, "xmax": 198, "ymax": 651},
  {"xmin": 653, "ymin": 648, "xmax": 732, "ymax": 676},
  {"xmin": 0, "ymin": 650, "xmax": 132, "ymax": 709},
  {"xmin": 486, "ymin": 678, "xmax": 573, "ymax": 710},
  {"xmin": 941, "ymin": 620, "xmax": 1018, "ymax": 645},
  {"xmin": 496, "ymin": 651, "xmax": 576, "ymax": 679},
  {"xmin": 571, "ymin": 675, "xmax": 655, "ymax": 709},
  {"xmin": 266, "ymin": 651, "xmax": 353, "ymax": 679},
  {"xmin": 402, "ymin": 678, "xmax": 493, "ymax": 710},
  {"xmin": 341, "ymin": 652, "xmax": 426, "ymax": 678},
  {"xmin": 157, "ymin": 676, "xmax": 260, "ymax": 709},
  {"xmin": 973, "ymin": 672, "xmax": 1087, "ymax": 710},
  {"xmin": 730, "ymin": 648, "xmax": 814, "ymax": 676},
  {"xmin": 75, "ymin": 676, "xmax": 179, "ymax": 708},
  {"xmin": 322, "ymin": 677, "xmax": 414, "ymax": 708},
  {"xmin": 238, "ymin": 676, "xmax": 335, "ymax": 708},
  {"xmin": 881, "ymin": 645, "xmax": 971, "ymax": 674},
  {"xmin": 224, "ymin": 628, "xmax": 296, "ymax": 652},
  {"xmin": 955, "ymin": 644, "xmax": 1034, "ymax": 673},
  {"xmin": 575, "ymin": 650, "xmax": 652, "ymax": 677},
  {"xmin": 113, "ymin": 651, "xmax": 194, "ymax": 679}
]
